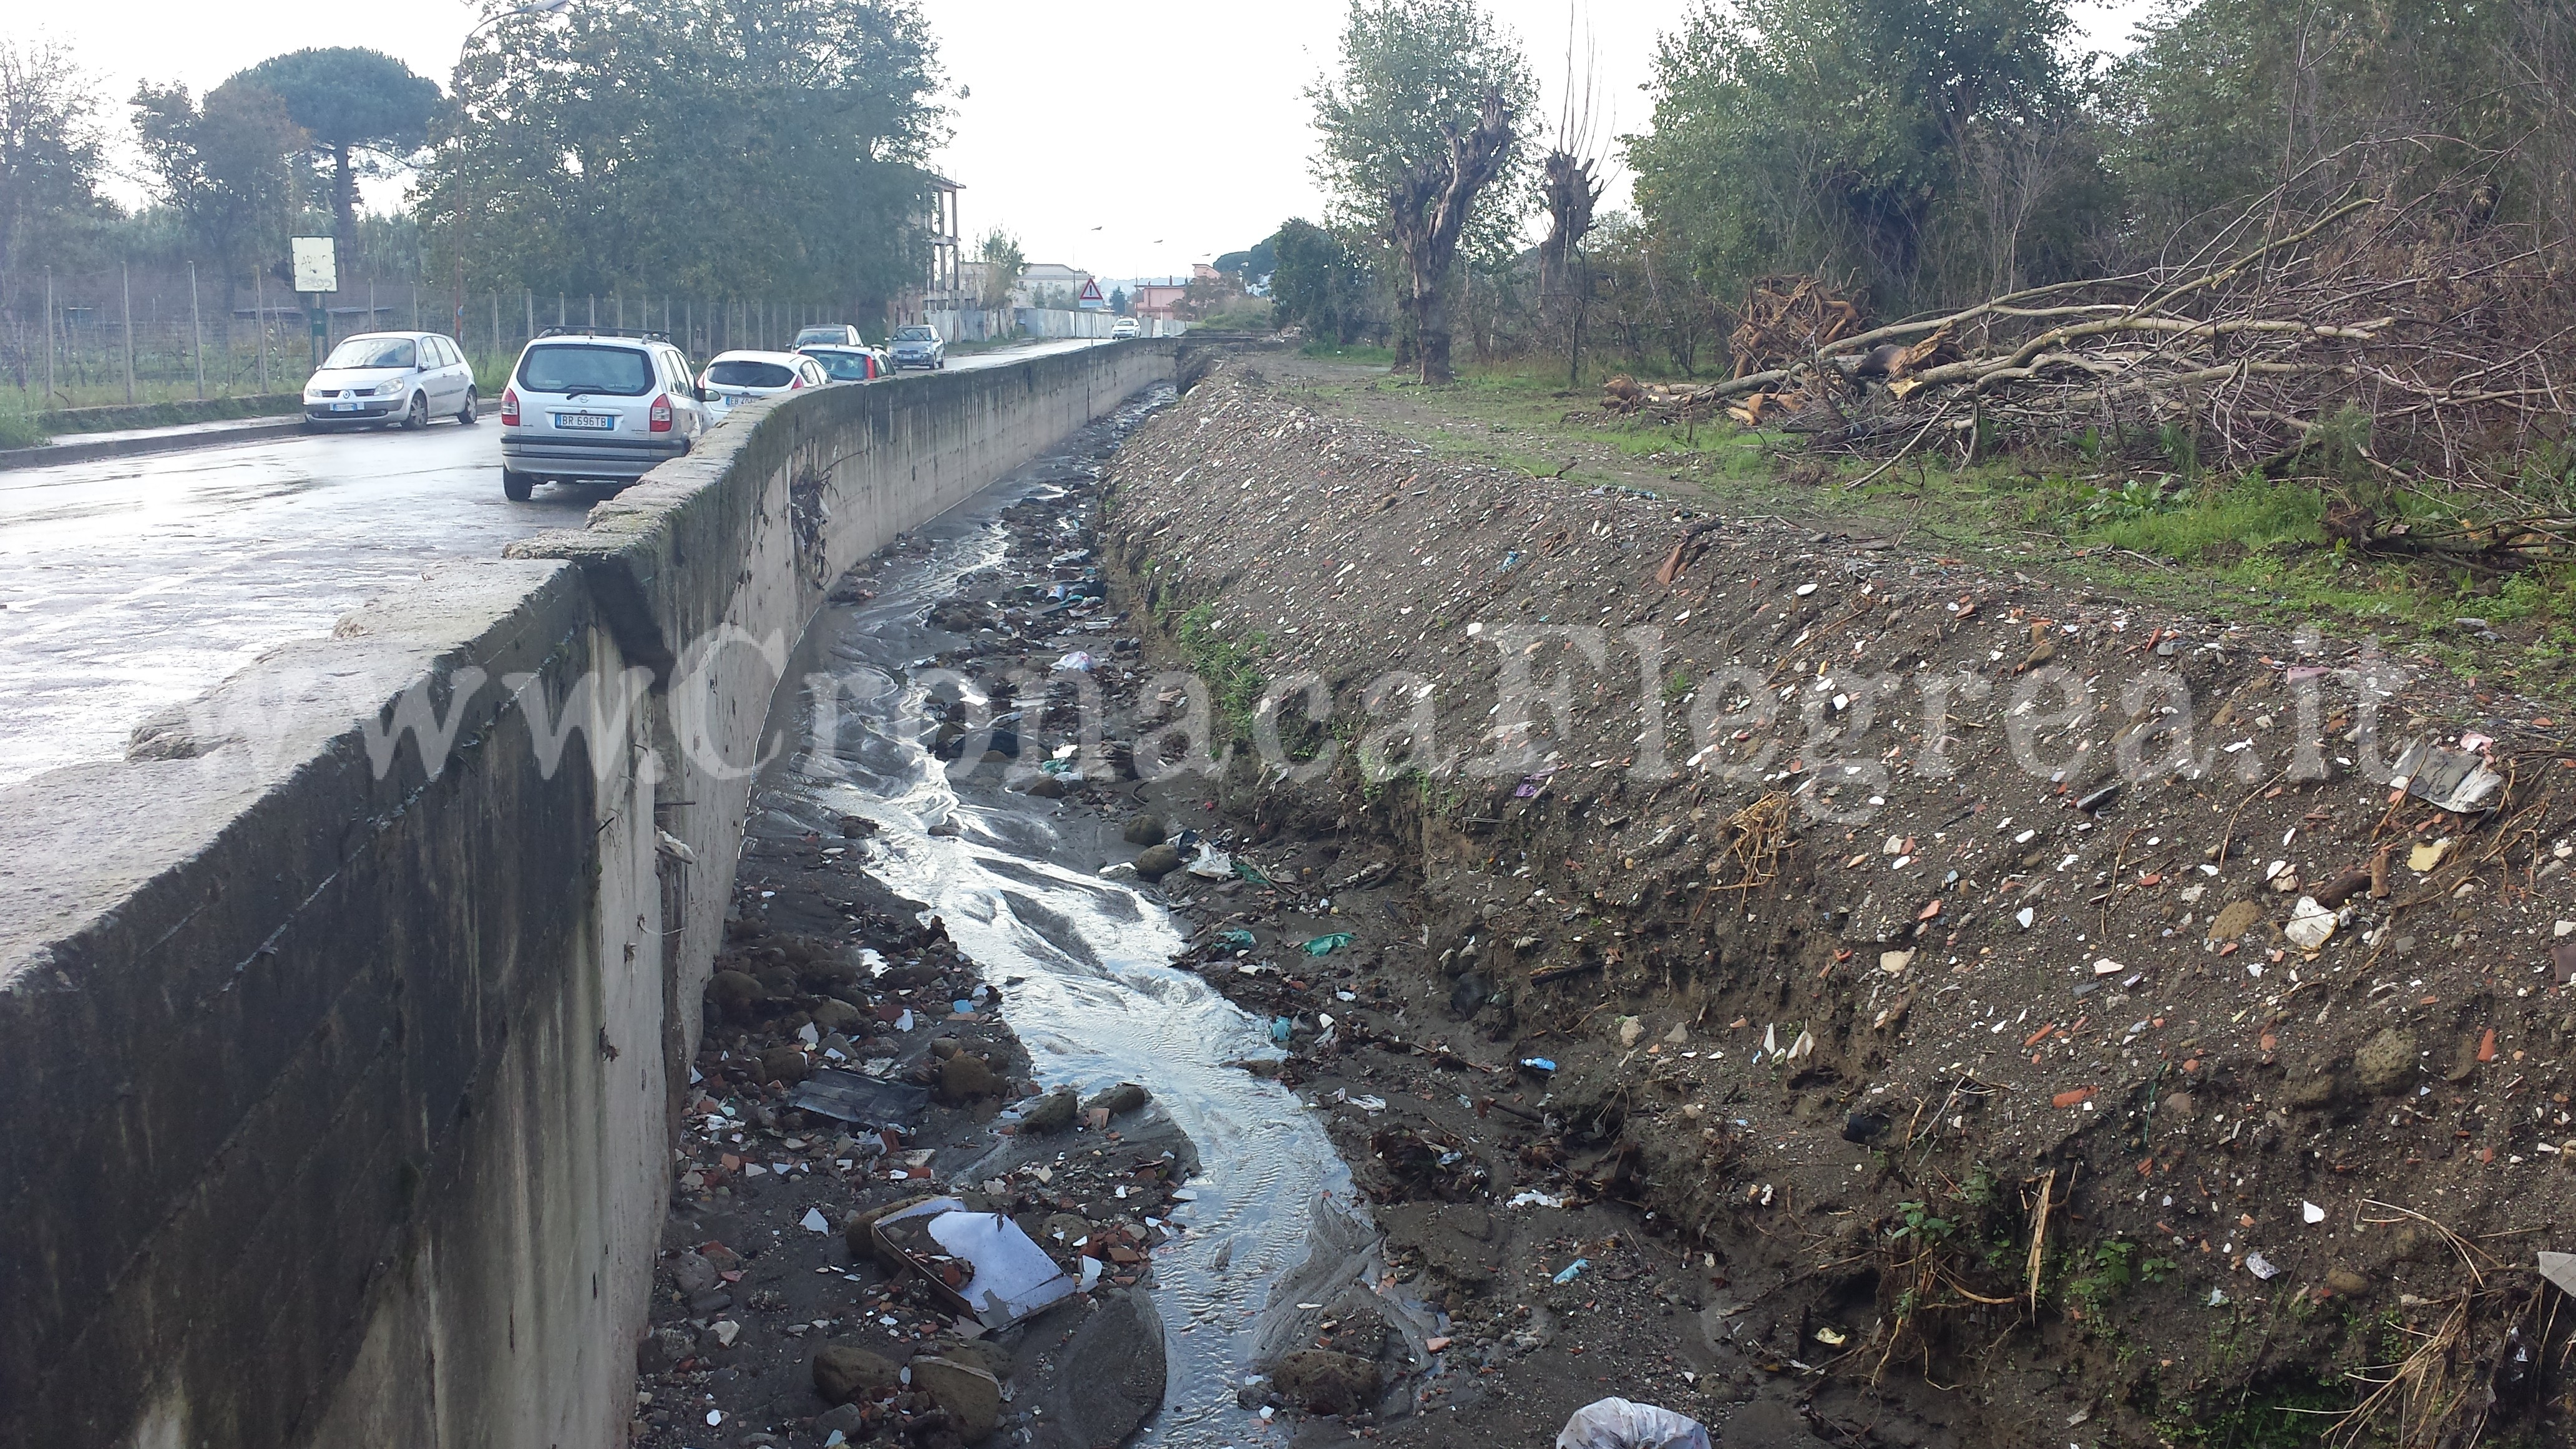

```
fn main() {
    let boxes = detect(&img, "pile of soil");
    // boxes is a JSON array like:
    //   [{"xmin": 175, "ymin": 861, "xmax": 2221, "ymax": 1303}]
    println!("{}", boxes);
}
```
[{"xmin": 1080, "ymin": 357, "xmax": 2576, "ymax": 1447}]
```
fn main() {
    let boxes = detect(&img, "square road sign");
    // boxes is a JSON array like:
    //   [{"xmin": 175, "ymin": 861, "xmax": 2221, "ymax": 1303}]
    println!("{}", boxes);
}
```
[{"xmin": 291, "ymin": 236, "xmax": 338, "ymax": 295}]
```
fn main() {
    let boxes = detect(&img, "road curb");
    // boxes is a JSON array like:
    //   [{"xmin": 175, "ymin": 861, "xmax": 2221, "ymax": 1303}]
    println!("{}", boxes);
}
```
[{"xmin": 0, "ymin": 399, "xmax": 500, "ymax": 474}]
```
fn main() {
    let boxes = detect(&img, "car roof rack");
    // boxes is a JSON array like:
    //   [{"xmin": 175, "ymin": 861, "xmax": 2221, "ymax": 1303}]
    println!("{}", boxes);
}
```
[{"xmin": 534, "ymin": 326, "xmax": 672, "ymax": 342}]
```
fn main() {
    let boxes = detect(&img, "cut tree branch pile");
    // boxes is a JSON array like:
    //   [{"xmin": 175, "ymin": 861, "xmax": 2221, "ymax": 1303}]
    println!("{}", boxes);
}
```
[{"xmin": 1601, "ymin": 183, "xmax": 2576, "ymax": 519}]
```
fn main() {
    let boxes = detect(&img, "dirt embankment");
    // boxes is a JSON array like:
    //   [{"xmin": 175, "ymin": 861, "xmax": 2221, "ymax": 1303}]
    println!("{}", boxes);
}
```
[{"xmin": 1096, "ymin": 357, "xmax": 2576, "ymax": 1447}]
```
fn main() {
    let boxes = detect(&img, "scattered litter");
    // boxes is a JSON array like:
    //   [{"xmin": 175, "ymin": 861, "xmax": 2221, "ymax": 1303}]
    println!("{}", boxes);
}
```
[
  {"xmin": 1186, "ymin": 842, "xmax": 1236, "ymax": 880},
  {"xmin": 2390, "ymin": 738, "xmax": 2506, "ymax": 813},
  {"xmin": 1813, "ymin": 1326, "xmax": 1847, "ymax": 1346},
  {"xmin": 2302, "ymin": 1201, "xmax": 2326, "ymax": 1225},
  {"xmin": 1053, "ymin": 650, "xmax": 1096, "ymax": 673},
  {"xmin": 2284, "ymin": 897, "xmax": 2337, "ymax": 951},
  {"xmin": 2245, "ymin": 1251, "xmax": 2280, "ymax": 1280},
  {"xmin": 789, "ymin": 1068, "xmax": 930, "ymax": 1129},
  {"xmin": 801, "ymin": 1207, "xmax": 832, "ymax": 1234},
  {"xmin": 1215, "ymin": 928, "xmax": 1257, "ymax": 952},
  {"xmin": 2540, "ymin": 1252, "xmax": 2576, "ymax": 1297},
  {"xmin": 2409, "ymin": 839, "xmax": 2454, "ymax": 872},
  {"xmin": 1510, "ymin": 1190, "xmax": 1567, "ymax": 1209},
  {"xmin": 871, "ymin": 1198, "xmax": 1077, "ymax": 1329},
  {"xmin": 1301, "ymin": 932, "xmax": 1355, "ymax": 957},
  {"xmin": 1553, "ymin": 1397, "xmax": 1713, "ymax": 1449},
  {"xmin": 1520, "ymin": 1057, "xmax": 1558, "ymax": 1073},
  {"xmin": 1553, "ymin": 1259, "xmax": 1589, "ymax": 1284}
]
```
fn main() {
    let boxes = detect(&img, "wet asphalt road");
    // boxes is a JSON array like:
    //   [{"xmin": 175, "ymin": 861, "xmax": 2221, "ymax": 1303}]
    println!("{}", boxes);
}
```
[{"xmin": 0, "ymin": 339, "xmax": 1110, "ymax": 789}]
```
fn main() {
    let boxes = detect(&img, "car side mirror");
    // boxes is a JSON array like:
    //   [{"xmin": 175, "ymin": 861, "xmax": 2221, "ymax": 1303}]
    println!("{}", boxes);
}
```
[{"xmin": 695, "ymin": 385, "xmax": 711, "ymax": 402}]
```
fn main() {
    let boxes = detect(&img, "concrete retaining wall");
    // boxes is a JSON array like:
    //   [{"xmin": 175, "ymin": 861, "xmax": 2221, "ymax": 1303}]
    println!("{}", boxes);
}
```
[{"xmin": 0, "ymin": 339, "xmax": 1176, "ymax": 1449}]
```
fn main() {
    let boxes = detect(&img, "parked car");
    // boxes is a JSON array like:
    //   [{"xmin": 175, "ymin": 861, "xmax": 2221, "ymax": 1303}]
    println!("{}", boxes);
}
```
[
  {"xmin": 798, "ymin": 344, "xmax": 884, "ymax": 383},
  {"xmin": 887, "ymin": 324, "xmax": 947, "ymax": 370},
  {"xmin": 498, "ymin": 329, "xmax": 711, "ymax": 500},
  {"xmin": 1110, "ymin": 317, "xmax": 1141, "ymax": 339},
  {"xmin": 302, "ymin": 331, "xmax": 478, "ymax": 430},
  {"xmin": 793, "ymin": 323, "xmax": 866, "ymax": 349},
  {"xmin": 698, "ymin": 350, "xmax": 829, "ymax": 420}
]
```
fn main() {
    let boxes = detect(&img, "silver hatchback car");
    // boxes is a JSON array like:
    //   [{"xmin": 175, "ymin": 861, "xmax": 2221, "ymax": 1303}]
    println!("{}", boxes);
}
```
[
  {"xmin": 499, "ymin": 329, "xmax": 713, "ymax": 500},
  {"xmin": 303, "ymin": 331, "xmax": 479, "ymax": 429}
]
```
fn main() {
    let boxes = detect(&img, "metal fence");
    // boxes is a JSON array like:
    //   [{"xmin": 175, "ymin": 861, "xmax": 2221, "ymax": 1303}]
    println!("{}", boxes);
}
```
[{"xmin": 1, "ymin": 265, "xmax": 920, "ymax": 412}]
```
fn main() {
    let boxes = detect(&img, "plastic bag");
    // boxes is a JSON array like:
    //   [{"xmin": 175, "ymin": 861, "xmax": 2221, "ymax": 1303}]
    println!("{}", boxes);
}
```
[{"xmin": 1554, "ymin": 1398, "xmax": 1712, "ymax": 1449}]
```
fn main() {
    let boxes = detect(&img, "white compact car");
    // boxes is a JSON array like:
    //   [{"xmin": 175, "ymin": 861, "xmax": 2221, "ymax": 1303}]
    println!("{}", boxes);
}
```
[
  {"xmin": 1110, "ymin": 317, "xmax": 1141, "ymax": 339},
  {"xmin": 302, "ymin": 331, "xmax": 478, "ymax": 430},
  {"xmin": 698, "ymin": 350, "xmax": 829, "ymax": 421},
  {"xmin": 499, "ymin": 329, "xmax": 713, "ymax": 500}
]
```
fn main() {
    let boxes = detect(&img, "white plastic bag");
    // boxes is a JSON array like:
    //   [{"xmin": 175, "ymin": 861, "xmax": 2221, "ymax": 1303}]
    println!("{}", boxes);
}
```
[{"xmin": 1554, "ymin": 1398, "xmax": 1713, "ymax": 1449}]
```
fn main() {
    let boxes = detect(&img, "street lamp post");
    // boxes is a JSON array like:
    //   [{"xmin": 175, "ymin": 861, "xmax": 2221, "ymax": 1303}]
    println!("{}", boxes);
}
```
[{"xmin": 453, "ymin": 0, "xmax": 574, "ymax": 358}]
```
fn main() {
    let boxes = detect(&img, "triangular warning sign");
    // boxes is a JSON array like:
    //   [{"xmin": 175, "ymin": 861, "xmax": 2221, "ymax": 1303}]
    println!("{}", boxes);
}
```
[{"xmin": 1078, "ymin": 278, "xmax": 1104, "ymax": 302}]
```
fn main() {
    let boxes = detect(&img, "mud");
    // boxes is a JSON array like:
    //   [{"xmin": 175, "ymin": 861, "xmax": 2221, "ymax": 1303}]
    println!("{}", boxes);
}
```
[{"xmin": 1084, "ymin": 357, "xmax": 2576, "ymax": 1447}]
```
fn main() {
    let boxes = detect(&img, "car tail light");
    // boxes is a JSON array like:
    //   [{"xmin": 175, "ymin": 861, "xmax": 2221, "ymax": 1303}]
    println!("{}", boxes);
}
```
[
  {"xmin": 648, "ymin": 393, "xmax": 673, "ymax": 432},
  {"xmin": 500, "ymin": 387, "xmax": 519, "ymax": 426},
  {"xmin": 790, "ymin": 374, "xmax": 806, "ymax": 390}
]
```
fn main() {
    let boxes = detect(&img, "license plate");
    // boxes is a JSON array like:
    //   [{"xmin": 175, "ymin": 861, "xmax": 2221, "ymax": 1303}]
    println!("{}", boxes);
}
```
[
  {"xmin": 329, "ymin": 401, "xmax": 361, "ymax": 412},
  {"xmin": 553, "ymin": 412, "xmax": 615, "ymax": 431}
]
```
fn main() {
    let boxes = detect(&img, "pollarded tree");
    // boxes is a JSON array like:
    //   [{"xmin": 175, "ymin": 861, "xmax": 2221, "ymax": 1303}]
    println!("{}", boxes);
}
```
[
  {"xmin": 228, "ymin": 48, "xmax": 440, "ymax": 266},
  {"xmin": 1309, "ymin": 0, "xmax": 1536, "ymax": 382}
]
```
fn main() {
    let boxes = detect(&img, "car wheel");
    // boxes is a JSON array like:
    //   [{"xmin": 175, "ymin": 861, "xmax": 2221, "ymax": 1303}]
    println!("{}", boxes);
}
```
[
  {"xmin": 403, "ymin": 392, "xmax": 429, "ymax": 430},
  {"xmin": 457, "ymin": 388, "xmax": 478, "ymax": 426},
  {"xmin": 502, "ymin": 469, "xmax": 535, "ymax": 501}
]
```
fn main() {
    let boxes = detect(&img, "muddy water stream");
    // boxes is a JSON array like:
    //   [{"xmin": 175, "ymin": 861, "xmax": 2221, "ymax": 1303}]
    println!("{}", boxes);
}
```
[{"xmin": 752, "ymin": 396, "xmax": 1348, "ymax": 1445}]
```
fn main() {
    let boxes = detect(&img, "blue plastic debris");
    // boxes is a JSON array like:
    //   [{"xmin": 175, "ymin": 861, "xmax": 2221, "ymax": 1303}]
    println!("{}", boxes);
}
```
[
  {"xmin": 1520, "ymin": 1057, "xmax": 1557, "ymax": 1073},
  {"xmin": 1553, "ymin": 1258, "xmax": 1588, "ymax": 1285},
  {"xmin": 1271, "ymin": 1017, "xmax": 1294, "ymax": 1043}
]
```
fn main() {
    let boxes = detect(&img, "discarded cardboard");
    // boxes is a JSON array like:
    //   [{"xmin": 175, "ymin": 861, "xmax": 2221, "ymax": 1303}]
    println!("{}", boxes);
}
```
[{"xmin": 2390, "ymin": 739, "xmax": 2505, "ymax": 814}]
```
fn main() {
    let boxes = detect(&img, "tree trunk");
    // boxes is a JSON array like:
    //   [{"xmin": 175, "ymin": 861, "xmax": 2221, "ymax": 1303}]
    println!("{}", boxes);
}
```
[
  {"xmin": 1418, "ymin": 273, "xmax": 1455, "ymax": 383},
  {"xmin": 1385, "ymin": 92, "xmax": 1515, "ymax": 387},
  {"xmin": 332, "ymin": 144, "xmax": 358, "ymax": 267}
]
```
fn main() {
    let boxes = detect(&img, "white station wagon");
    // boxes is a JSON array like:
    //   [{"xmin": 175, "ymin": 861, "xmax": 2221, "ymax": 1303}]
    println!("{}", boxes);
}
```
[{"xmin": 499, "ymin": 329, "xmax": 714, "ymax": 500}]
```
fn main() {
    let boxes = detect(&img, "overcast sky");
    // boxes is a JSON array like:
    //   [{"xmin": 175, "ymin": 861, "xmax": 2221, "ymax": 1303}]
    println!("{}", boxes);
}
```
[{"xmin": 37, "ymin": 0, "xmax": 2158, "ymax": 281}]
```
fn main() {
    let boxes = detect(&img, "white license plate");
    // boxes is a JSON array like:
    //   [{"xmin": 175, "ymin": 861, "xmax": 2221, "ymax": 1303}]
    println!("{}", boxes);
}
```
[
  {"xmin": 329, "ymin": 401, "xmax": 361, "ymax": 412},
  {"xmin": 553, "ymin": 412, "xmax": 615, "ymax": 431}
]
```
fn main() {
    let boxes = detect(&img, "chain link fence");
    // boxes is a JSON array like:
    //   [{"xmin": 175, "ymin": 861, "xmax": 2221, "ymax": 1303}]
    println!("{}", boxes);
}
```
[{"xmin": 2, "ymin": 261, "xmax": 915, "ymax": 421}]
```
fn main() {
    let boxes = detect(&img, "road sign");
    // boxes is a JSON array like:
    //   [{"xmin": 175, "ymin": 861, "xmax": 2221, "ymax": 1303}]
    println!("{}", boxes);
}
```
[
  {"xmin": 1077, "ymin": 278, "xmax": 1105, "ymax": 310},
  {"xmin": 291, "ymin": 236, "xmax": 338, "ymax": 295}
]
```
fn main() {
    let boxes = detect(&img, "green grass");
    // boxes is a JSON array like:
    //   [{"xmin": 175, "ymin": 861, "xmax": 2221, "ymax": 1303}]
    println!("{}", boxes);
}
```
[
  {"xmin": 1307, "ymin": 354, "xmax": 2576, "ymax": 702},
  {"xmin": 1165, "ymin": 600, "xmax": 1271, "ymax": 744},
  {"xmin": 0, "ymin": 412, "xmax": 46, "ymax": 449},
  {"xmin": 1300, "ymin": 341, "xmax": 1397, "ymax": 366}
]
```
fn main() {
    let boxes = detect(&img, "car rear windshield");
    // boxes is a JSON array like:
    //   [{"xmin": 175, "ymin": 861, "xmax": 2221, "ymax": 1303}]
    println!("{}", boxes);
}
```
[
  {"xmin": 894, "ymin": 326, "xmax": 936, "ymax": 341},
  {"xmin": 708, "ymin": 359, "xmax": 796, "ymax": 388},
  {"xmin": 516, "ymin": 344, "xmax": 655, "ymax": 396},
  {"xmin": 324, "ymin": 336, "xmax": 416, "ymax": 369},
  {"xmin": 809, "ymin": 353, "xmax": 874, "ymax": 381}
]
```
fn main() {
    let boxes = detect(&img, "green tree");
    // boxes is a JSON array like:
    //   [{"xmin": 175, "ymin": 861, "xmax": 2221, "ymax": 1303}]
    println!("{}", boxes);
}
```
[
  {"xmin": 1629, "ymin": 0, "xmax": 2084, "ymax": 313},
  {"xmin": 1269, "ymin": 218, "xmax": 1373, "ymax": 344},
  {"xmin": 1214, "ymin": 233, "xmax": 1278, "ymax": 282},
  {"xmin": 977, "ymin": 228, "xmax": 1026, "ymax": 310},
  {"xmin": 0, "ymin": 39, "xmax": 113, "ymax": 315},
  {"xmin": 228, "ymin": 48, "xmax": 439, "ymax": 266},
  {"xmin": 132, "ymin": 81, "xmax": 308, "ymax": 291},
  {"xmin": 424, "ymin": 0, "xmax": 947, "ymax": 315},
  {"xmin": 2106, "ymin": 0, "xmax": 2531, "ymax": 248},
  {"xmin": 1310, "ymin": 0, "xmax": 1536, "ymax": 380}
]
